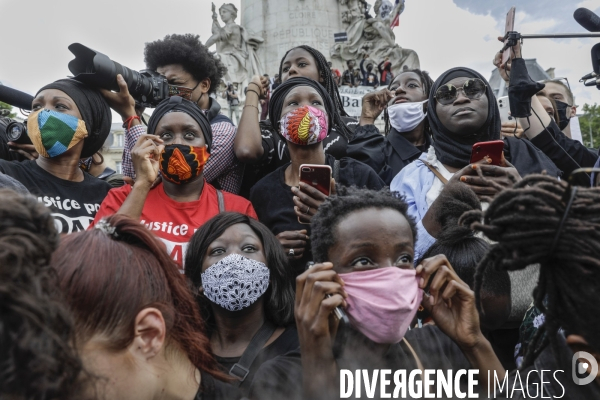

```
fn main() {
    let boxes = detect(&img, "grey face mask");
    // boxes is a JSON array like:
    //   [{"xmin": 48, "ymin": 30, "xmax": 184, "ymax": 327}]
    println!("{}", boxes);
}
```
[{"xmin": 201, "ymin": 253, "xmax": 270, "ymax": 311}]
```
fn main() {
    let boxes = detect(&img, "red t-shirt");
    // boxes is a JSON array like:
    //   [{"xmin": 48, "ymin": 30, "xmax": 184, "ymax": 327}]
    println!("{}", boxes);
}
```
[{"xmin": 91, "ymin": 181, "xmax": 257, "ymax": 266}]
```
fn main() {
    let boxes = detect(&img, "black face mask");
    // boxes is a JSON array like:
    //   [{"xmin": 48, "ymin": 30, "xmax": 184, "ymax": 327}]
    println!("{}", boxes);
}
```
[{"xmin": 554, "ymin": 100, "xmax": 571, "ymax": 130}]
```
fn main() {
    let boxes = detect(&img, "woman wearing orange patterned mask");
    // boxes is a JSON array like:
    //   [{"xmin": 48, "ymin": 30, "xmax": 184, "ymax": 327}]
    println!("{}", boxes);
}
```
[{"xmin": 92, "ymin": 96, "xmax": 257, "ymax": 268}]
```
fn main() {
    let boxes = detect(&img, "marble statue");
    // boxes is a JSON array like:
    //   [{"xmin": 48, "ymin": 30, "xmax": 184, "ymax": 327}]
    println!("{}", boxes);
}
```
[
  {"xmin": 331, "ymin": 0, "xmax": 419, "ymax": 76},
  {"xmin": 205, "ymin": 3, "xmax": 264, "ymax": 97}
]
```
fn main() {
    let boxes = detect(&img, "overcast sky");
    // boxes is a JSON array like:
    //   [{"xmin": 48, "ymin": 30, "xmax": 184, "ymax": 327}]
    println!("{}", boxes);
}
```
[{"xmin": 1, "ymin": 0, "xmax": 599, "ymax": 121}]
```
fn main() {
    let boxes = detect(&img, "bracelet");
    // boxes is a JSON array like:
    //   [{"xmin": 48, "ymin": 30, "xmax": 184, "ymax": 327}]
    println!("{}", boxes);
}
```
[
  {"xmin": 123, "ymin": 115, "xmax": 141, "ymax": 130},
  {"xmin": 246, "ymin": 89, "xmax": 261, "ymax": 98},
  {"xmin": 244, "ymin": 104, "xmax": 260, "ymax": 112},
  {"xmin": 248, "ymin": 81, "xmax": 262, "ymax": 91}
]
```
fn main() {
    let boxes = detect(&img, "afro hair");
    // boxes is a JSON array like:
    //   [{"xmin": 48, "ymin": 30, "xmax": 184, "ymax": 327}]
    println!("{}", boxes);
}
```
[
  {"xmin": 144, "ymin": 34, "xmax": 226, "ymax": 95},
  {"xmin": 311, "ymin": 186, "xmax": 417, "ymax": 263}
]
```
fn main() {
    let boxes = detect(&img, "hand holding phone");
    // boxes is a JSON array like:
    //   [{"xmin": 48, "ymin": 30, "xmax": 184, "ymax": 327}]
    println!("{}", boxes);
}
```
[
  {"xmin": 306, "ymin": 262, "xmax": 349, "ymax": 356},
  {"xmin": 497, "ymin": 96, "xmax": 513, "ymax": 124},
  {"xmin": 295, "ymin": 164, "xmax": 333, "ymax": 224},
  {"xmin": 470, "ymin": 140, "xmax": 505, "ymax": 166}
]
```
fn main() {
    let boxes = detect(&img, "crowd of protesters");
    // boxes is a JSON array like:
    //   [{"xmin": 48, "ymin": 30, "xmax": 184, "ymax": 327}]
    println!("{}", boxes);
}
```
[{"xmin": 1, "ymin": 26, "xmax": 600, "ymax": 400}]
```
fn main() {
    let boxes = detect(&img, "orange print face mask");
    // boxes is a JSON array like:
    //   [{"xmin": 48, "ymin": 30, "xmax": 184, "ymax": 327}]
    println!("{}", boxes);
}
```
[{"xmin": 159, "ymin": 144, "xmax": 209, "ymax": 184}]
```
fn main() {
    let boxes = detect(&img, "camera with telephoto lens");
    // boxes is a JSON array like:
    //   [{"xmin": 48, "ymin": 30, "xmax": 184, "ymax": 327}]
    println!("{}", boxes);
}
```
[
  {"xmin": 0, "ymin": 113, "xmax": 31, "ymax": 145},
  {"xmin": 67, "ymin": 43, "xmax": 172, "ymax": 108}
]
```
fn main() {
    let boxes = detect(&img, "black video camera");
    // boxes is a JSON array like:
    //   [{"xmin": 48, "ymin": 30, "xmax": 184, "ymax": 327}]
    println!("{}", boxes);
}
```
[
  {"xmin": 0, "ymin": 113, "xmax": 31, "ymax": 145},
  {"xmin": 68, "ymin": 43, "xmax": 172, "ymax": 108}
]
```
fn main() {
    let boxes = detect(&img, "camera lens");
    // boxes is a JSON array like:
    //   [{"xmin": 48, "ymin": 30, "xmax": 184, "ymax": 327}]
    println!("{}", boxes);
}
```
[
  {"xmin": 8, "ymin": 123, "xmax": 24, "ymax": 141},
  {"xmin": 5, "ymin": 121, "xmax": 31, "ymax": 145}
]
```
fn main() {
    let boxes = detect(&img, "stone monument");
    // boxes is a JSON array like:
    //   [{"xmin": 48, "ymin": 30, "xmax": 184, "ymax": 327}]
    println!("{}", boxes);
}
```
[
  {"xmin": 205, "ymin": 2, "xmax": 264, "ymax": 99},
  {"xmin": 240, "ymin": 0, "xmax": 418, "ymax": 78},
  {"xmin": 241, "ymin": 0, "xmax": 347, "ymax": 74},
  {"xmin": 331, "ymin": 0, "xmax": 419, "ymax": 77}
]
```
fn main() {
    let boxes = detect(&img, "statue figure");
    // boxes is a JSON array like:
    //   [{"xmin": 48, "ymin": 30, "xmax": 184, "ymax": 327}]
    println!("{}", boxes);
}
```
[
  {"xmin": 331, "ymin": 0, "xmax": 419, "ymax": 78},
  {"xmin": 205, "ymin": 3, "xmax": 264, "ymax": 97}
]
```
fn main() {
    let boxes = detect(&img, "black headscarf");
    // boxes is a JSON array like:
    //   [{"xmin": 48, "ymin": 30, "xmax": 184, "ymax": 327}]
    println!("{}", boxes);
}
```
[
  {"xmin": 428, "ymin": 67, "xmax": 499, "ymax": 168},
  {"xmin": 37, "ymin": 79, "xmax": 111, "ymax": 158},
  {"xmin": 147, "ymin": 96, "xmax": 212, "ymax": 152},
  {"xmin": 428, "ymin": 67, "xmax": 561, "ymax": 177},
  {"xmin": 268, "ymin": 77, "xmax": 335, "ymax": 138}
]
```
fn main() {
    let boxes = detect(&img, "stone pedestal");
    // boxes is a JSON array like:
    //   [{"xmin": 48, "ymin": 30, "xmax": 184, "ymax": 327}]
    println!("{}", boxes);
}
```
[{"xmin": 241, "ymin": 0, "xmax": 346, "ymax": 74}]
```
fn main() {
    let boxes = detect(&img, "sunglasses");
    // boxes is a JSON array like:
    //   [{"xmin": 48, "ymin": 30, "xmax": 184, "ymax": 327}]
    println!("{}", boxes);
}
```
[{"xmin": 435, "ymin": 78, "xmax": 486, "ymax": 105}]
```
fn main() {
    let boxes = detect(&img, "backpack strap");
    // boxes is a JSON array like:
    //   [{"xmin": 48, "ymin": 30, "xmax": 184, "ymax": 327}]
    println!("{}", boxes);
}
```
[
  {"xmin": 216, "ymin": 190, "xmax": 225, "ymax": 213},
  {"xmin": 333, "ymin": 159, "xmax": 341, "ymax": 183},
  {"xmin": 420, "ymin": 160, "xmax": 448, "ymax": 185},
  {"xmin": 229, "ymin": 321, "xmax": 277, "ymax": 388}
]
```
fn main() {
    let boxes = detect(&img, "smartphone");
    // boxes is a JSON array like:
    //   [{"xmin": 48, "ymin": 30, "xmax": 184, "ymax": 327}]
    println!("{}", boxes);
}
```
[
  {"xmin": 299, "ymin": 164, "xmax": 332, "ymax": 196},
  {"xmin": 470, "ymin": 140, "xmax": 505, "ymax": 165},
  {"xmin": 298, "ymin": 164, "xmax": 332, "ymax": 224},
  {"xmin": 497, "ymin": 96, "xmax": 513, "ymax": 123},
  {"xmin": 502, "ymin": 7, "xmax": 516, "ymax": 67}
]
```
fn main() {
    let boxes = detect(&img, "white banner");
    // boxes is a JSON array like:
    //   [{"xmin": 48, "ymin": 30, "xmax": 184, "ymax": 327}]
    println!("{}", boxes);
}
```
[{"xmin": 338, "ymin": 85, "xmax": 386, "ymax": 118}]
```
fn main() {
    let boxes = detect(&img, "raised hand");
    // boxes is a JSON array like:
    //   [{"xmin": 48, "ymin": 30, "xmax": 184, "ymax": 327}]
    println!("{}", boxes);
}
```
[
  {"xmin": 359, "ymin": 88, "xmax": 394, "ymax": 125},
  {"xmin": 416, "ymin": 255, "xmax": 482, "ymax": 350},
  {"xmin": 131, "ymin": 134, "xmax": 164, "ymax": 188}
]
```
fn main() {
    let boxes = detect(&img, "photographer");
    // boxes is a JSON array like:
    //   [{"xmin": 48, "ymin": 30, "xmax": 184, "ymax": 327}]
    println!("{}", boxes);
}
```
[
  {"xmin": 0, "ymin": 79, "xmax": 112, "ymax": 233},
  {"xmin": 226, "ymin": 82, "xmax": 241, "ymax": 125},
  {"xmin": 107, "ymin": 34, "xmax": 244, "ymax": 194}
]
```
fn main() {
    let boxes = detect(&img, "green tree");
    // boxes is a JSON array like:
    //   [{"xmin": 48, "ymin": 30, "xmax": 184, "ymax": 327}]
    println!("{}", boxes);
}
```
[
  {"xmin": 0, "ymin": 101, "xmax": 16, "ymax": 119},
  {"xmin": 579, "ymin": 103, "xmax": 600, "ymax": 149}
]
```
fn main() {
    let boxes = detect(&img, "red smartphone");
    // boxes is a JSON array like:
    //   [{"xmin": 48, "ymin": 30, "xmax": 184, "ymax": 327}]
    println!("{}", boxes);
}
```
[
  {"xmin": 502, "ymin": 7, "xmax": 516, "ymax": 67},
  {"xmin": 470, "ymin": 140, "xmax": 505, "ymax": 166},
  {"xmin": 299, "ymin": 164, "xmax": 332, "ymax": 196},
  {"xmin": 298, "ymin": 164, "xmax": 332, "ymax": 224}
]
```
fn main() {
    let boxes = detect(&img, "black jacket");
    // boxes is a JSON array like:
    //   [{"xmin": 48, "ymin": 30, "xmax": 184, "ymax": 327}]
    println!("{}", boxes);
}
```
[
  {"xmin": 530, "ymin": 119, "xmax": 598, "ymax": 185},
  {"xmin": 347, "ymin": 125, "xmax": 430, "ymax": 185}
]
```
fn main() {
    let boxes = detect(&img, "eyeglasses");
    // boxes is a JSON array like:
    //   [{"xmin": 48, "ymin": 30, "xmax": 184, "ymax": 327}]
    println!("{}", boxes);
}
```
[
  {"xmin": 546, "ymin": 77, "xmax": 571, "ymax": 91},
  {"xmin": 434, "ymin": 78, "xmax": 486, "ymax": 105}
]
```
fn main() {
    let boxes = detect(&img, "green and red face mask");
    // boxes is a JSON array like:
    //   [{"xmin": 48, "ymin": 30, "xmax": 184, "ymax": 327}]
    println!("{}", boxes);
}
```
[{"xmin": 159, "ymin": 144, "xmax": 209, "ymax": 184}]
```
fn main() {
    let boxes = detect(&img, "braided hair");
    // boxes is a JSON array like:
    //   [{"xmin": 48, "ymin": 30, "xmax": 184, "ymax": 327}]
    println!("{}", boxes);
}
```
[
  {"xmin": 460, "ymin": 175, "xmax": 600, "ymax": 368},
  {"xmin": 383, "ymin": 69, "xmax": 434, "ymax": 136},
  {"xmin": 278, "ymin": 46, "xmax": 353, "ymax": 140}
]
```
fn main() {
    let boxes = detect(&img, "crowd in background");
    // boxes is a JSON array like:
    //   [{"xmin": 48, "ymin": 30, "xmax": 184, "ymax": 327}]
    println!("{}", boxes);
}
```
[{"xmin": 1, "ymin": 27, "xmax": 600, "ymax": 400}]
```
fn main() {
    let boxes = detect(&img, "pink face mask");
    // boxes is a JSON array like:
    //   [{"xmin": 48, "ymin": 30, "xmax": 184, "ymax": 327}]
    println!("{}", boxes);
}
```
[
  {"xmin": 279, "ymin": 105, "xmax": 328, "ymax": 145},
  {"xmin": 341, "ymin": 267, "xmax": 423, "ymax": 344}
]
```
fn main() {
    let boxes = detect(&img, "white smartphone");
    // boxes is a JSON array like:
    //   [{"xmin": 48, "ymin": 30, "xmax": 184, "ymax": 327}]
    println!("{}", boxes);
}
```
[{"xmin": 497, "ymin": 96, "xmax": 513, "ymax": 123}]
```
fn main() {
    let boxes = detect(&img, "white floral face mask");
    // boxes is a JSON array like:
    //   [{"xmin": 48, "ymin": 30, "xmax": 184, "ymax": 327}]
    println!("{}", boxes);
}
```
[{"xmin": 201, "ymin": 253, "xmax": 270, "ymax": 311}]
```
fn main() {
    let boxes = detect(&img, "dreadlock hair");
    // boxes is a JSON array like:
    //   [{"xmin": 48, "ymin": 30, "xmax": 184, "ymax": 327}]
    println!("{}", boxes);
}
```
[
  {"xmin": 383, "ymin": 69, "xmax": 434, "ymax": 136},
  {"xmin": 460, "ymin": 174, "xmax": 600, "ymax": 369},
  {"xmin": 311, "ymin": 186, "xmax": 416, "ymax": 263},
  {"xmin": 278, "ymin": 45, "xmax": 353, "ymax": 140}
]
